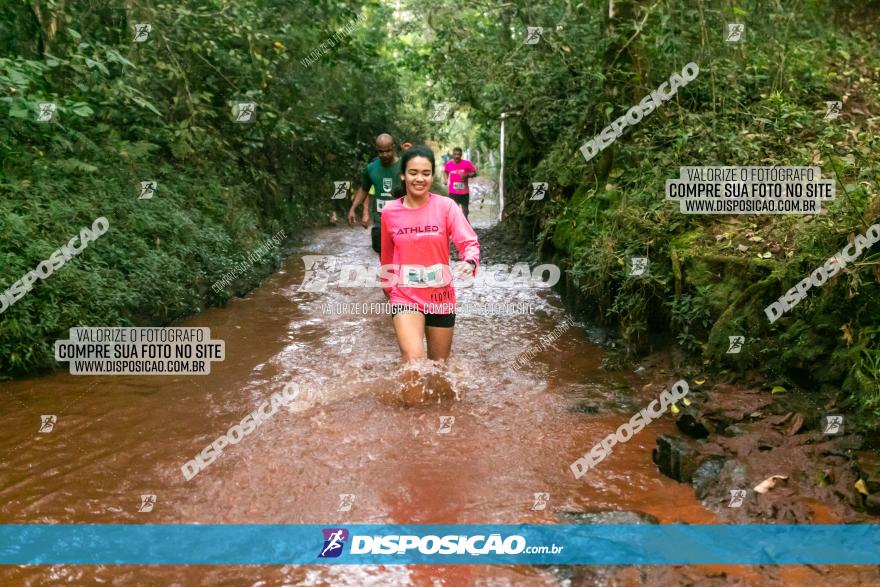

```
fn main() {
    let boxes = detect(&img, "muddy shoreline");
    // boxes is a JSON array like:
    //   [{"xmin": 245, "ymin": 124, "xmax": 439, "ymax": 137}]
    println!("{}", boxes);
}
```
[
  {"xmin": 630, "ymin": 353, "xmax": 879, "ymax": 524},
  {"xmin": 477, "ymin": 218, "xmax": 880, "ymax": 527}
]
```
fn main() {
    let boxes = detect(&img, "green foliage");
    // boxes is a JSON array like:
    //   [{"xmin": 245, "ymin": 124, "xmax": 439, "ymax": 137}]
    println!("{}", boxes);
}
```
[
  {"xmin": 413, "ymin": 0, "xmax": 880, "ymax": 409},
  {"xmin": 844, "ymin": 326, "xmax": 880, "ymax": 416},
  {"xmin": 0, "ymin": 0, "xmax": 412, "ymax": 376},
  {"xmin": 668, "ymin": 286, "xmax": 714, "ymax": 355}
]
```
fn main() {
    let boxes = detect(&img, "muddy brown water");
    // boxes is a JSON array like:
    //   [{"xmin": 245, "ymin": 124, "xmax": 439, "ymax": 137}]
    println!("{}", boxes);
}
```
[{"xmin": 0, "ymin": 188, "xmax": 874, "ymax": 585}]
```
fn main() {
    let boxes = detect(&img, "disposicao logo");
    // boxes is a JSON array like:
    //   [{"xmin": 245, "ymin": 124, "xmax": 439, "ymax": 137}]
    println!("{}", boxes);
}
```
[
  {"xmin": 316, "ymin": 529, "xmax": 537, "ymax": 557},
  {"xmin": 318, "ymin": 528, "xmax": 349, "ymax": 558}
]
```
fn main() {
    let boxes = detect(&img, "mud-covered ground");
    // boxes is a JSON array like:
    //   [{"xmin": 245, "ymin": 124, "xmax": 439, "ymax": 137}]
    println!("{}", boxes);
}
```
[
  {"xmin": 482, "ymin": 212, "xmax": 880, "ymax": 585},
  {"xmin": 631, "ymin": 349, "xmax": 880, "ymax": 525}
]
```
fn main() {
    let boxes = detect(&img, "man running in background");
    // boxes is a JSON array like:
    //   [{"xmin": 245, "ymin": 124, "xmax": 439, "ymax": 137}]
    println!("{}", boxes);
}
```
[
  {"xmin": 348, "ymin": 133, "xmax": 402, "ymax": 253},
  {"xmin": 444, "ymin": 147, "xmax": 477, "ymax": 221}
]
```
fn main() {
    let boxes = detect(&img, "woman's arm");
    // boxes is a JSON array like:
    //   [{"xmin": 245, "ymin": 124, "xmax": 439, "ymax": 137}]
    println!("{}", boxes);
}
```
[{"xmin": 447, "ymin": 201, "xmax": 480, "ymax": 270}]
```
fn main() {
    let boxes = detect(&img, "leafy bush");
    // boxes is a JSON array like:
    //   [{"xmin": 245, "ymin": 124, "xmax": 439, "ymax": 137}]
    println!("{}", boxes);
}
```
[{"xmin": 0, "ymin": 0, "xmax": 413, "ymax": 376}]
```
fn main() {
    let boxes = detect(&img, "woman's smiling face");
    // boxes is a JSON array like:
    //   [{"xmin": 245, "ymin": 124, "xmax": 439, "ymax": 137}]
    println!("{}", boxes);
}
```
[{"xmin": 403, "ymin": 156, "xmax": 433, "ymax": 198}]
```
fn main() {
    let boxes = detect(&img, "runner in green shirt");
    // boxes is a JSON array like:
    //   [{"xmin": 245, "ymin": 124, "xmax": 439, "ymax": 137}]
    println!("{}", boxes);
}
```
[{"xmin": 348, "ymin": 133, "xmax": 402, "ymax": 253}]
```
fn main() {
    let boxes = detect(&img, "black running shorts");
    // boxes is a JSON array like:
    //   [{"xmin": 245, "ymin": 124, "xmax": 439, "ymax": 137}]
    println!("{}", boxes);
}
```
[{"xmin": 390, "ymin": 304, "xmax": 456, "ymax": 328}]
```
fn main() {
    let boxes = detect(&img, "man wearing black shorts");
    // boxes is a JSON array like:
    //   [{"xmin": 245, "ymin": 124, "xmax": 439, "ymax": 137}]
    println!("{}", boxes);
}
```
[{"xmin": 348, "ymin": 133, "xmax": 402, "ymax": 253}]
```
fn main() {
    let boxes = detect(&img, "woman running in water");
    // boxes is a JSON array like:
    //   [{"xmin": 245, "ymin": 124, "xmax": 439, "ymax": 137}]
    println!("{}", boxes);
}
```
[{"xmin": 379, "ymin": 145, "xmax": 480, "ymax": 363}]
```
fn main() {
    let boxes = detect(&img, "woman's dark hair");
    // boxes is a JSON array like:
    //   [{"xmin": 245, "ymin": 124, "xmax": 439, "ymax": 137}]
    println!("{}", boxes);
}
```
[{"xmin": 394, "ymin": 144, "xmax": 435, "ymax": 198}]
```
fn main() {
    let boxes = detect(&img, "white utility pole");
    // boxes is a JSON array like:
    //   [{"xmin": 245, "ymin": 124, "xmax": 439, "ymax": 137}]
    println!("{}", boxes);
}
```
[{"xmin": 498, "ymin": 112, "xmax": 506, "ymax": 222}]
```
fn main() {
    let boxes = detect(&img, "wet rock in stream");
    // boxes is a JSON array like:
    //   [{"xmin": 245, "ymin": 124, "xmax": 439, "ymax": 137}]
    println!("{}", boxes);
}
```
[
  {"xmin": 558, "ymin": 511, "xmax": 659, "ymax": 525},
  {"xmin": 646, "ymin": 378, "xmax": 880, "ymax": 524},
  {"xmin": 692, "ymin": 456, "xmax": 727, "ymax": 500},
  {"xmin": 675, "ymin": 404, "xmax": 713, "ymax": 439},
  {"xmin": 652, "ymin": 434, "xmax": 700, "ymax": 483}
]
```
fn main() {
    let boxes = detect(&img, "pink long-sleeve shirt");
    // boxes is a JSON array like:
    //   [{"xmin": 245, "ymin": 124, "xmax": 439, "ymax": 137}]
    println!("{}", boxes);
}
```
[{"xmin": 379, "ymin": 193, "xmax": 480, "ymax": 314}]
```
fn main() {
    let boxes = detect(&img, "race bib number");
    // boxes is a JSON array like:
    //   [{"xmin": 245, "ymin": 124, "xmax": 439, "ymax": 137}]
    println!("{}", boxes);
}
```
[
  {"xmin": 377, "ymin": 193, "xmax": 392, "ymax": 213},
  {"xmin": 453, "ymin": 181, "xmax": 466, "ymax": 191},
  {"xmin": 400, "ymin": 264, "xmax": 448, "ymax": 287}
]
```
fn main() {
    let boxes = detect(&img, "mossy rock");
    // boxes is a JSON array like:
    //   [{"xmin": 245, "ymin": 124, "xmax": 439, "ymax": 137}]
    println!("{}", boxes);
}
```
[
  {"xmin": 669, "ymin": 229, "xmax": 703, "ymax": 253},
  {"xmin": 704, "ymin": 272, "xmax": 779, "ymax": 370},
  {"xmin": 552, "ymin": 186, "xmax": 601, "ymax": 255},
  {"xmin": 682, "ymin": 253, "xmax": 775, "ymax": 317}
]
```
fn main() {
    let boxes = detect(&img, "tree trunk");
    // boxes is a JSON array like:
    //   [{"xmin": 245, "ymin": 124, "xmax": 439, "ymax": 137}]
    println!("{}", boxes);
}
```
[{"xmin": 31, "ymin": 1, "xmax": 65, "ymax": 55}]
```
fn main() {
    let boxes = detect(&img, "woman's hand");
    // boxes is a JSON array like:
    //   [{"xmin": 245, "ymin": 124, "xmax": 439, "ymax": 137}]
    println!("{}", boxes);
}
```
[
  {"xmin": 453, "ymin": 260, "xmax": 475, "ymax": 279},
  {"xmin": 361, "ymin": 209, "xmax": 370, "ymax": 228}
]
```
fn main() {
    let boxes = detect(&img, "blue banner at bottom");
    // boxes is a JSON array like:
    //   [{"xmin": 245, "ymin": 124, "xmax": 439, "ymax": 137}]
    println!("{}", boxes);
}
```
[{"xmin": 1, "ymin": 524, "xmax": 878, "ymax": 565}]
